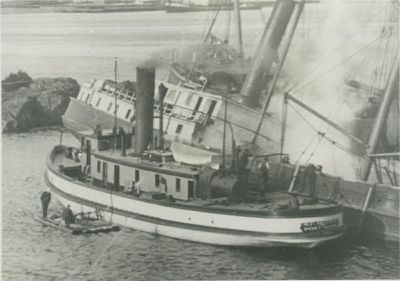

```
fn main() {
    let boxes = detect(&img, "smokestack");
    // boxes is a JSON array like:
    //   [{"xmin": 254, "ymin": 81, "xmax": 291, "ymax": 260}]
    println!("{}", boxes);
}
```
[
  {"xmin": 134, "ymin": 67, "xmax": 155, "ymax": 154},
  {"xmin": 239, "ymin": 0, "xmax": 296, "ymax": 107},
  {"xmin": 158, "ymin": 83, "xmax": 168, "ymax": 150}
]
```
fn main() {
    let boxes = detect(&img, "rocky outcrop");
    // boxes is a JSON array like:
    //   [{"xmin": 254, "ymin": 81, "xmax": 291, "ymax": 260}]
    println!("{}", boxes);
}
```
[{"xmin": 2, "ymin": 77, "xmax": 80, "ymax": 133}]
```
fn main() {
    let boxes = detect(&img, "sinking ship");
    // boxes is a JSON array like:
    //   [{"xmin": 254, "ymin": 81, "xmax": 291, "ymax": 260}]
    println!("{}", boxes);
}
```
[{"xmin": 62, "ymin": 0, "xmax": 304, "ymax": 161}]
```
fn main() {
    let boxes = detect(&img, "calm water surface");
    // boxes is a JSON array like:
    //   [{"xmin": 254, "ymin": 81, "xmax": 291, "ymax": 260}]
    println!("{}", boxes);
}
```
[{"xmin": 2, "ymin": 131, "xmax": 399, "ymax": 280}]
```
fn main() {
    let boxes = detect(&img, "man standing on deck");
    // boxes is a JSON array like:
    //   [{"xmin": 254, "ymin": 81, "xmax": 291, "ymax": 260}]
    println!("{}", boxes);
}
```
[
  {"xmin": 302, "ymin": 164, "xmax": 317, "ymax": 199},
  {"xmin": 258, "ymin": 158, "xmax": 270, "ymax": 196},
  {"xmin": 40, "ymin": 191, "xmax": 51, "ymax": 219}
]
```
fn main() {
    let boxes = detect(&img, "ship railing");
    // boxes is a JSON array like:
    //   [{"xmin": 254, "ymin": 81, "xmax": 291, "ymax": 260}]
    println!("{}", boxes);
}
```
[
  {"xmin": 154, "ymin": 100, "xmax": 214, "ymax": 125},
  {"xmin": 100, "ymin": 86, "xmax": 136, "ymax": 103}
]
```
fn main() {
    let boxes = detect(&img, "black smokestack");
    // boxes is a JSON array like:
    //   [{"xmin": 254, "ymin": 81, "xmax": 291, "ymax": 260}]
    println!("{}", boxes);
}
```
[
  {"xmin": 158, "ymin": 83, "xmax": 168, "ymax": 150},
  {"xmin": 239, "ymin": 0, "xmax": 296, "ymax": 106},
  {"xmin": 134, "ymin": 67, "xmax": 155, "ymax": 154}
]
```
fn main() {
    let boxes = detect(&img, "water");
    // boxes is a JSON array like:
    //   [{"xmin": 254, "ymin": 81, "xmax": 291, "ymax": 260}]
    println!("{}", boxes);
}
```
[
  {"xmin": 1, "ymin": 131, "xmax": 399, "ymax": 280},
  {"xmin": 2, "ymin": 3, "xmax": 399, "ymax": 280},
  {"xmin": 2, "ymin": 132, "xmax": 399, "ymax": 280}
]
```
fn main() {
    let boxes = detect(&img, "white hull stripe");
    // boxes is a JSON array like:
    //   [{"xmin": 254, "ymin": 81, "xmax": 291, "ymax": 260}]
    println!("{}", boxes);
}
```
[{"xmin": 45, "ymin": 171, "xmax": 344, "ymax": 240}]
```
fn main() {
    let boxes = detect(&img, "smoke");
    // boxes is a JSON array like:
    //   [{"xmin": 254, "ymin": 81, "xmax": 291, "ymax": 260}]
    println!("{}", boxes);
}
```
[
  {"xmin": 138, "ymin": 48, "xmax": 176, "ymax": 70},
  {"xmin": 267, "ymin": 1, "xmax": 390, "ymax": 179}
]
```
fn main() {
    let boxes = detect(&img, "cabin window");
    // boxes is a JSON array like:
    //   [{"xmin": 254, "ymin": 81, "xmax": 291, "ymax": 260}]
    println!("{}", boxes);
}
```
[
  {"xmin": 206, "ymin": 100, "xmax": 217, "ymax": 116},
  {"xmin": 135, "ymin": 170, "xmax": 140, "ymax": 182},
  {"xmin": 102, "ymin": 162, "xmax": 108, "ymax": 179},
  {"xmin": 97, "ymin": 160, "xmax": 101, "ymax": 173},
  {"xmin": 114, "ymin": 165, "xmax": 120, "ymax": 190},
  {"xmin": 165, "ymin": 104, "xmax": 173, "ymax": 114},
  {"xmin": 192, "ymin": 97, "xmax": 203, "ymax": 116},
  {"xmin": 85, "ymin": 94, "xmax": 91, "ymax": 103},
  {"xmin": 185, "ymin": 94, "xmax": 193, "ymax": 105},
  {"xmin": 155, "ymin": 174, "xmax": 160, "ymax": 187},
  {"xmin": 125, "ymin": 109, "xmax": 131, "ymax": 119},
  {"xmin": 175, "ymin": 178, "xmax": 181, "ymax": 192},
  {"xmin": 95, "ymin": 97, "xmax": 102, "ymax": 107},
  {"xmin": 175, "ymin": 124, "xmax": 183, "ymax": 134},
  {"xmin": 188, "ymin": 180, "xmax": 194, "ymax": 198},
  {"xmin": 107, "ymin": 102, "xmax": 113, "ymax": 112}
]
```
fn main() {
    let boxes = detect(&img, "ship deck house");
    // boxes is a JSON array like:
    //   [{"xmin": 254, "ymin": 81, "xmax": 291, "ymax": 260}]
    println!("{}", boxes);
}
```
[{"xmin": 78, "ymin": 129, "xmax": 200, "ymax": 201}]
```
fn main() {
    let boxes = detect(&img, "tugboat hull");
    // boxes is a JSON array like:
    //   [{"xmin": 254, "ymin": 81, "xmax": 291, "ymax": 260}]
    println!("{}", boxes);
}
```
[{"xmin": 45, "ymin": 153, "xmax": 344, "ymax": 248}]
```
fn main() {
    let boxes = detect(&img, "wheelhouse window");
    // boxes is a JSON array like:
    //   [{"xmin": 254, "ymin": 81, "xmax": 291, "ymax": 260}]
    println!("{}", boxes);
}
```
[
  {"xmin": 85, "ymin": 94, "xmax": 91, "ymax": 103},
  {"xmin": 165, "ymin": 104, "xmax": 173, "ymax": 114},
  {"xmin": 95, "ymin": 97, "xmax": 102, "ymax": 107},
  {"xmin": 206, "ymin": 100, "xmax": 217, "ymax": 116},
  {"xmin": 185, "ymin": 94, "xmax": 193, "ymax": 105},
  {"xmin": 175, "ymin": 178, "xmax": 181, "ymax": 192},
  {"xmin": 175, "ymin": 124, "xmax": 183, "ymax": 134},
  {"xmin": 125, "ymin": 109, "xmax": 132, "ymax": 119},
  {"xmin": 107, "ymin": 102, "xmax": 113, "ymax": 112}
]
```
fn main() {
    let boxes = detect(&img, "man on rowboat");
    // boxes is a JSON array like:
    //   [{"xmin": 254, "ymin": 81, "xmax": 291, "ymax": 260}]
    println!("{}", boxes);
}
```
[{"xmin": 62, "ymin": 205, "xmax": 75, "ymax": 226}]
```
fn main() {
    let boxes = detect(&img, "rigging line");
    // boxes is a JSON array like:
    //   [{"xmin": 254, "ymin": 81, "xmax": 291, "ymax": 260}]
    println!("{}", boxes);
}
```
[
  {"xmin": 287, "ymin": 103, "xmax": 319, "ymax": 132},
  {"xmin": 305, "ymin": 84, "xmax": 348, "ymax": 163},
  {"xmin": 286, "ymin": 4, "xmax": 389, "ymax": 93},
  {"xmin": 317, "ymin": 131, "xmax": 366, "ymax": 158},
  {"xmin": 292, "ymin": 36, "xmax": 382, "ymax": 93},
  {"xmin": 288, "ymin": 99, "xmax": 365, "ymax": 159},
  {"xmin": 295, "ymin": 134, "xmax": 318, "ymax": 164}
]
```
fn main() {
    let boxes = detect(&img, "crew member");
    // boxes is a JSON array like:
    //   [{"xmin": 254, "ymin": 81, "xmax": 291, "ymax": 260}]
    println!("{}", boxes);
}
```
[
  {"xmin": 62, "ymin": 205, "xmax": 75, "ymax": 226},
  {"xmin": 288, "ymin": 194, "xmax": 299, "ymax": 211},
  {"xmin": 159, "ymin": 177, "xmax": 167, "ymax": 194},
  {"xmin": 40, "ymin": 191, "xmax": 51, "ymax": 219},
  {"xmin": 136, "ymin": 180, "xmax": 142, "ymax": 196},
  {"xmin": 303, "ymin": 164, "xmax": 317, "ymax": 198},
  {"xmin": 258, "ymin": 158, "xmax": 270, "ymax": 195}
]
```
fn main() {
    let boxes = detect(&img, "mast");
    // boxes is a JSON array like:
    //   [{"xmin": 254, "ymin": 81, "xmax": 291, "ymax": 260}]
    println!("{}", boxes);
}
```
[
  {"xmin": 114, "ymin": 57, "xmax": 118, "ymax": 148},
  {"xmin": 360, "ymin": 58, "xmax": 399, "ymax": 182},
  {"xmin": 233, "ymin": 0, "xmax": 244, "ymax": 58},
  {"xmin": 222, "ymin": 92, "xmax": 228, "ymax": 173}
]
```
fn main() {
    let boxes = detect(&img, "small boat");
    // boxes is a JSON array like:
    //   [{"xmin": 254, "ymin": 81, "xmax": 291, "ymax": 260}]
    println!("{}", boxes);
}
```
[{"xmin": 35, "ymin": 214, "xmax": 120, "ymax": 235}]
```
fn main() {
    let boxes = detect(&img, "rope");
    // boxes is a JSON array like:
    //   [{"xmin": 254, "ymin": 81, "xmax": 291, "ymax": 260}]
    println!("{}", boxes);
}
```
[
  {"xmin": 286, "ymin": 4, "xmax": 390, "ymax": 93},
  {"xmin": 288, "ymin": 99, "xmax": 366, "ymax": 160},
  {"xmin": 293, "ymin": 36, "xmax": 382, "ymax": 93}
]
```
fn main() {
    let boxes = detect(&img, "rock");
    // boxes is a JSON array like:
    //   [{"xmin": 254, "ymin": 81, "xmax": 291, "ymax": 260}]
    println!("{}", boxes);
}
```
[{"xmin": 2, "ymin": 77, "xmax": 80, "ymax": 133}]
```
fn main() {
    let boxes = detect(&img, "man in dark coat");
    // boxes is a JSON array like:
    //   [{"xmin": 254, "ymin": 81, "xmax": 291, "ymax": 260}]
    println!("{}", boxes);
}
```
[
  {"xmin": 40, "ymin": 191, "xmax": 51, "ymax": 219},
  {"xmin": 62, "ymin": 205, "xmax": 75, "ymax": 226}
]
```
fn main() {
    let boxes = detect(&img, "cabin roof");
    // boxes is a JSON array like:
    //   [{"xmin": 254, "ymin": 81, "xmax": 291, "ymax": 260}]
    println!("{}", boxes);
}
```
[{"xmin": 93, "ymin": 148, "xmax": 201, "ymax": 177}]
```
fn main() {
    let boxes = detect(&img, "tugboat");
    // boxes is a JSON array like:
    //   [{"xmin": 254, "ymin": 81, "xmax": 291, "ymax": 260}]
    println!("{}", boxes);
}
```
[{"xmin": 45, "ymin": 67, "xmax": 344, "ymax": 248}]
